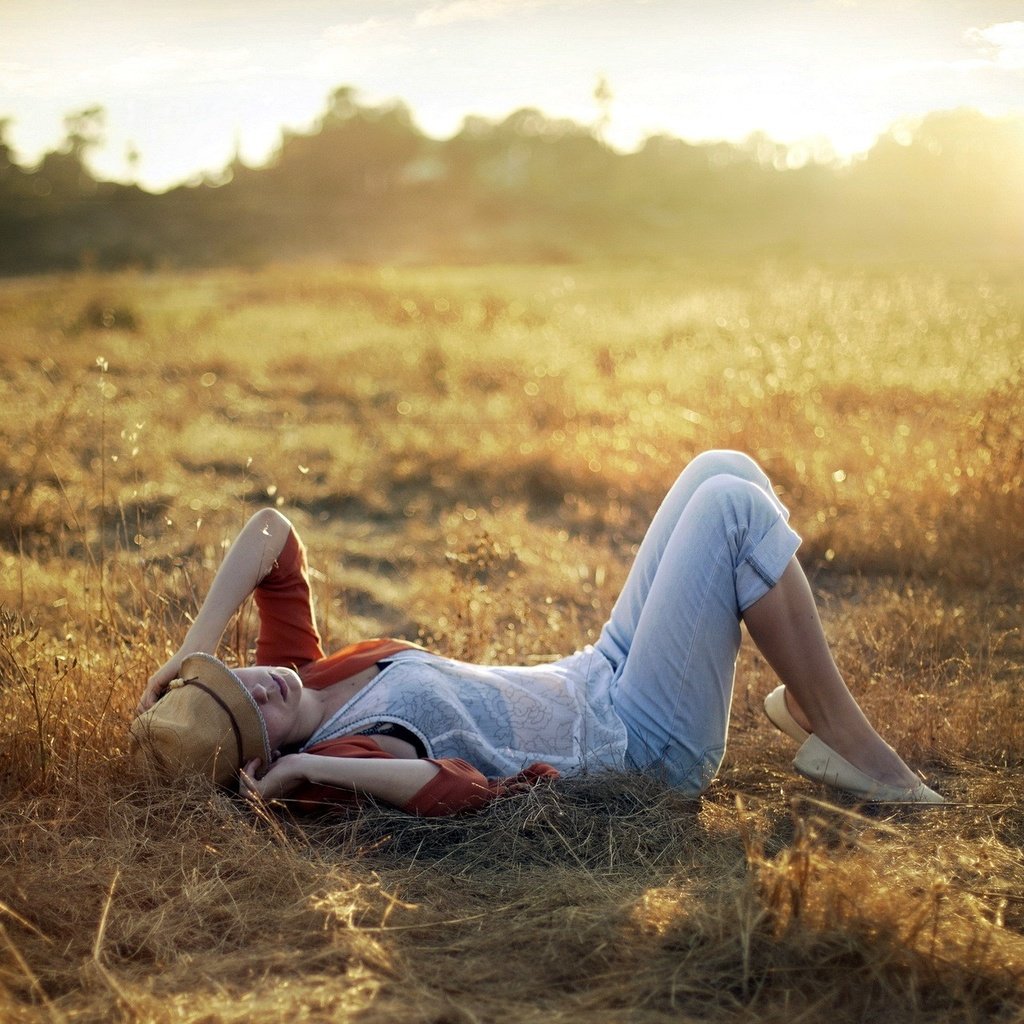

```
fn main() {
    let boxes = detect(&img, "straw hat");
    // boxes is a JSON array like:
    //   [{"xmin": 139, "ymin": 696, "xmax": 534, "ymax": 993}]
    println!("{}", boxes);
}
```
[{"xmin": 130, "ymin": 653, "xmax": 271, "ymax": 787}]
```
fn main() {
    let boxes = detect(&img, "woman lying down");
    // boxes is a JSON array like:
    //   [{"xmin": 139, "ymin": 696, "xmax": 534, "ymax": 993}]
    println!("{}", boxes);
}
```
[{"xmin": 132, "ymin": 451, "xmax": 942, "ymax": 816}]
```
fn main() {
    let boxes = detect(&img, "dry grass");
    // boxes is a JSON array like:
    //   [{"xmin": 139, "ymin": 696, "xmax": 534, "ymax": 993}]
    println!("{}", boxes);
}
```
[{"xmin": 1, "ymin": 259, "xmax": 1023, "ymax": 1022}]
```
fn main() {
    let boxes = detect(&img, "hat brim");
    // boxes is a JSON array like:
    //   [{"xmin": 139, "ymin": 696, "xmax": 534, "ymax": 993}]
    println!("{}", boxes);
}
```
[{"xmin": 131, "ymin": 653, "xmax": 272, "ymax": 786}]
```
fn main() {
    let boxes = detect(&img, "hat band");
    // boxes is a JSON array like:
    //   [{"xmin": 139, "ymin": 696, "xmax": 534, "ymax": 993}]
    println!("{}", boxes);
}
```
[{"xmin": 187, "ymin": 679, "xmax": 244, "ymax": 769}]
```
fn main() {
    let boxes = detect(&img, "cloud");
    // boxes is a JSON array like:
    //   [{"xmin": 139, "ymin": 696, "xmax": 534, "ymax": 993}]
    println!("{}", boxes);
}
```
[
  {"xmin": 415, "ymin": 0, "xmax": 560, "ymax": 27},
  {"xmin": 865, "ymin": 21, "xmax": 1024, "ymax": 83},
  {"xmin": 0, "ymin": 60, "xmax": 60, "ymax": 96},
  {"xmin": 100, "ymin": 47, "xmax": 262, "ymax": 88},
  {"xmin": 322, "ymin": 17, "xmax": 394, "ymax": 43},
  {"xmin": 966, "ymin": 21, "xmax": 1024, "ymax": 72},
  {"xmin": 314, "ymin": 16, "xmax": 412, "ymax": 71},
  {"xmin": 2, "ymin": 45, "xmax": 268, "ymax": 96}
]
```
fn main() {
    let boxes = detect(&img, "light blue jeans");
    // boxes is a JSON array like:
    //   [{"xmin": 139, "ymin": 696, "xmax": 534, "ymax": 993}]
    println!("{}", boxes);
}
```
[{"xmin": 597, "ymin": 450, "xmax": 801, "ymax": 794}]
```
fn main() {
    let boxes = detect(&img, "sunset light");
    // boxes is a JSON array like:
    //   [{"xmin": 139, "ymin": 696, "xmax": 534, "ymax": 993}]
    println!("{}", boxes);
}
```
[
  {"xmin": 2, "ymin": 1, "xmax": 1023, "ymax": 190},
  {"xmin": 2, "ymin": 2, "xmax": 1024, "ymax": 1022}
]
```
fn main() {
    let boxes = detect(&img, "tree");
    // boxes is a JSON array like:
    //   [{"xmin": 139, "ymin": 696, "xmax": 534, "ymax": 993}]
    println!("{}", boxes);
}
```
[
  {"xmin": 593, "ymin": 75, "xmax": 612, "ymax": 143},
  {"xmin": 62, "ymin": 106, "xmax": 105, "ymax": 160},
  {"xmin": 30, "ymin": 106, "xmax": 106, "ymax": 198}
]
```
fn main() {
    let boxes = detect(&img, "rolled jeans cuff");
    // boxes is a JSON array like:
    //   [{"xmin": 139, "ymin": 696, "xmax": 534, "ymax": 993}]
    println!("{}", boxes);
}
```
[{"xmin": 736, "ymin": 514, "xmax": 802, "ymax": 612}]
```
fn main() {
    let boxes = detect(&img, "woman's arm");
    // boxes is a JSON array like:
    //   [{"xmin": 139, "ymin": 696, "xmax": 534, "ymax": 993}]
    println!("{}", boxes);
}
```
[
  {"xmin": 239, "ymin": 753, "xmax": 441, "ymax": 807},
  {"xmin": 137, "ymin": 508, "xmax": 294, "ymax": 712},
  {"xmin": 241, "ymin": 743, "xmax": 559, "ymax": 817}
]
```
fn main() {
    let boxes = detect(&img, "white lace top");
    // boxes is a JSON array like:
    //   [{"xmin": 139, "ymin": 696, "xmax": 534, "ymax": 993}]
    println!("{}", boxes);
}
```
[{"xmin": 302, "ymin": 646, "xmax": 629, "ymax": 778}]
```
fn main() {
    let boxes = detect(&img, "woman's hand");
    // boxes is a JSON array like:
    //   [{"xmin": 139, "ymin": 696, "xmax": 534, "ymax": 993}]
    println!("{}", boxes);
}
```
[
  {"xmin": 238, "ymin": 754, "xmax": 309, "ymax": 803},
  {"xmin": 137, "ymin": 656, "xmax": 184, "ymax": 715},
  {"xmin": 240, "ymin": 752, "xmax": 441, "ymax": 810}
]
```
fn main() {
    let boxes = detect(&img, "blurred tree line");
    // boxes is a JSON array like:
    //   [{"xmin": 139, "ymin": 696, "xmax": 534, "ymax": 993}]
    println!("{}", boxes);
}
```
[{"xmin": 1, "ymin": 86, "xmax": 1021, "ymax": 273}]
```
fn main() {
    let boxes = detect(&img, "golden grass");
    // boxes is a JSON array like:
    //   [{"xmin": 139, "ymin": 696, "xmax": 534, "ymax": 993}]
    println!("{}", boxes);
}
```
[{"xmin": 1, "ymin": 259, "xmax": 1023, "ymax": 1022}]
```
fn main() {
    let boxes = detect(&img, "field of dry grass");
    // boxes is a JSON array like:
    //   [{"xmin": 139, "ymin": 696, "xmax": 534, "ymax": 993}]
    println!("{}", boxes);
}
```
[{"xmin": 1, "ymin": 259, "xmax": 1023, "ymax": 1022}]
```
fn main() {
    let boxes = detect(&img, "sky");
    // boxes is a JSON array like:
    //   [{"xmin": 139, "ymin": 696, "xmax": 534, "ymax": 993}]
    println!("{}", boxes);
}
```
[{"xmin": 1, "ymin": 0, "xmax": 1023, "ymax": 191}]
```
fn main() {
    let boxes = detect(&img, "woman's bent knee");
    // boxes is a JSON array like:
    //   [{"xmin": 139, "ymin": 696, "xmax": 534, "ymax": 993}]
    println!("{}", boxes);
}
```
[{"xmin": 685, "ymin": 449, "xmax": 766, "ymax": 485}]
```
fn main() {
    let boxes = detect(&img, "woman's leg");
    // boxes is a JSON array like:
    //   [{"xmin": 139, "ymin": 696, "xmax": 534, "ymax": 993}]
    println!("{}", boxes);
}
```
[
  {"xmin": 596, "ymin": 450, "xmax": 788, "ymax": 672},
  {"xmin": 602, "ymin": 450, "xmax": 925, "ymax": 796},
  {"xmin": 742, "ymin": 560, "xmax": 921, "ymax": 789},
  {"xmin": 605, "ymin": 467, "xmax": 801, "ymax": 794}
]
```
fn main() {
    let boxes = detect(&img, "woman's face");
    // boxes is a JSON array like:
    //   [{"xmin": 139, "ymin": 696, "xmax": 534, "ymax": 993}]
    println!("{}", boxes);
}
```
[{"xmin": 235, "ymin": 666, "xmax": 303, "ymax": 752}]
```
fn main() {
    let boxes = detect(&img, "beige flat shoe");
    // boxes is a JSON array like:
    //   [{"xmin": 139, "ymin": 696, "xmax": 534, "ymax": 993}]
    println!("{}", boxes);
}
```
[
  {"xmin": 793, "ymin": 734, "xmax": 944, "ymax": 803},
  {"xmin": 763, "ymin": 685, "xmax": 810, "ymax": 745}
]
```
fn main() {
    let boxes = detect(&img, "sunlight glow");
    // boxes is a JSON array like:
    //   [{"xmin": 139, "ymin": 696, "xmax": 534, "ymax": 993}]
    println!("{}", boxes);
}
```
[{"xmin": 1, "ymin": 3, "xmax": 1022, "ymax": 190}]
